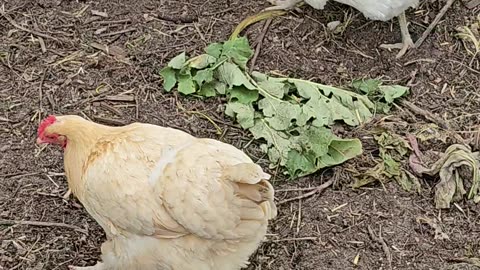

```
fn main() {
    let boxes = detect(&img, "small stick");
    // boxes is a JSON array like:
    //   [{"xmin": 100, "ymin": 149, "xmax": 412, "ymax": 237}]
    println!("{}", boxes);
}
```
[
  {"xmin": 45, "ymin": 174, "xmax": 59, "ymax": 188},
  {"xmin": 0, "ymin": 172, "xmax": 41, "ymax": 178},
  {"xmin": 249, "ymin": 18, "xmax": 272, "ymax": 71},
  {"xmin": 0, "ymin": 6, "xmax": 59, "ymax": 41},
  {"xmin": 99, "ymin": 27, "xmax": 136, "ymax": 37},
  {"xmin": 38, "ymin": 67, "xmax": 47, "ymax": 117},
  {"xmin": 466, "ymin": 0, "xmax": 480, "ymax": 8},
  {"xmin": 0, "ymin": 219, "xmax": 87, "ymax": 234},
  {"xmin": 368, "ymin": 225, "xmax": 392, "ymax": 270},
  {"xmin": 400, "ymin": 100, "xmax": 449, "ymax": 129},
  {"xmin": 38, "ymin": 37, "xmax": 47, "ymax": 53},
  {"xmin": 203, "ymin": 5, "xmax": 243, "ymax": 16},
  {"xmin": 155, "ymin": 14, "xmax": 198, "ymax": 24},
  {"xmin": 278, "ymin": 178, "xmax": 334, "ymax": 205},
  {"xmin": 93, "ymin": 19, "xmax": 131, "ymax": 25},
  {"xmin": 269, "ymin": 236, "xmax": 318, "ymax": 242},
  {"xmin": 447, "ymin": 257, "xmax": 480, "ymax": 266},
  {"xmin": 100, "ymin": 102, "xmax": 124, "ymax": 116},
  {"xmin": 104, "ymin": 95, "xmax": 135, "ymax": 102},
  {"xmin": 414, "ymin": 0, "xmax": 455, "ymax": 48},
  {"xmin": 193, "ymin": 22, "xmax": 206, "ymax": 43},
  {"xmin": 62, "ymin": 188, "xmax": 72, "ymax": 199},
  {"xmin": 0, "ymin": 116, "xmax": 12, "ymax": 122},
  {"xmin": 276, "ymin": 187, "xmax": 318, "ymax": 192}
]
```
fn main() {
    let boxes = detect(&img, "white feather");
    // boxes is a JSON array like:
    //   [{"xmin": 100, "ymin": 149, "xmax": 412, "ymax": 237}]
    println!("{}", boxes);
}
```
[
  {"xmin": 333, "ymin": 0, "xmax": 419, "ymax": 21},
  {"xmin": 148, "ymin": 142, "xmax": 193, "ymax": 185},
  {"xmin": 286, "ymin": 0, "xmax": 419, "ymax": 21}
]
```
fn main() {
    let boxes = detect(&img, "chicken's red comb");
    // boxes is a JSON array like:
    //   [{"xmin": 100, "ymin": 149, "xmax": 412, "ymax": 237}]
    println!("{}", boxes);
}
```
[{"xmin": 37, "ymin": 115, "xmax": 57, "ymax": 136}]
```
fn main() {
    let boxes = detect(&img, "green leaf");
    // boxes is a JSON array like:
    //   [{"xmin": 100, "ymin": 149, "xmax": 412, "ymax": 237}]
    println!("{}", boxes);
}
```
[
  {"xmin": 258, "ymin": 79, "xmax": 287, "ymax": 99},
  {"xmin": 221, "ymin": 37, "xmax": 253, "ymax": 69},
  {"xmin": 158, "ymin": 37, "xmax": 411, "ymax": 180},
  {"xmin": 355, "ymin": 100, "xmax": 375, "ymax": 122},
  {"xmin": 352, "ymin": 79, "xmax": 381, "ymax": 94},
  {"xmin": 382, "ymin": 153, "xmax": 401, "ymax": 176},
  {"xmin": 328, "ymin": 96, "xmax": 364, "ymax": 126},
  {"xmin": 188, "ymin": 54, "xmax": 216, "ymax": 69},
  {"xmin": 295, "ymin": 112, "xmax": 311, "ymax": 127},
  {"xmin": 251, "ymin": 71, "xmax": 268, "ymax": 82},
  {"xmin": 230, "ymin": 86, "xmax": 259, "ymax": 104},
  {"xmin": 375, "ymin": 132, "xmax": 411, "ymax": 159},
  {"xmin": 168, "ymin": 52, "xmax": 186, "ymax": 69},
  {"xmin": 249, "ymin": 119, "xmax": 292, "ymax": 165},
  {"xmin": 285, "ymin": 126, "xmax": 362, "ymax": 177},
  {"xmin": 258, "ymin": 98, "xmax": 301, "ymax": 130},
  {"xmin": 302, "ymin": 96, "xmax": 332, "ymax": 127},
  {"xmin": 296, "ymin": 126, "xmax": 331, "ymax": 157},
  {"xmin": 266, "ymin": 147, "xmax": 281, "ymax": 168},
  {"xmin": 193, "ymin": 69, "xmax": 214, "ymax": 86},
  {"xmin": 378, "ymin": 85, "xmax": 409, "ymax": 103},
  {"xmin": 290, "ymin": 79, "xmax": 375, "ymax": 126},
  {"xmin": 206, "ymin": 43, "xmax": 222, "ymax": 58},
  {"xmin": 225, "ymin": 102, "xmax": 255, "ymax": 129},
  {"xmin": 159, "ymin": 67, "xmax": 176, "ymax": 92},
  {"xmin": 353, "ymin": 79, "xmax": 408, "ymax": 110},
  {"xmin": 396, "ymin": 171, "xmax": 421, "ymax": 192},
  {"xmin": 294, "ymin": 80, "xmax": 320, "ymax": 99},
  {"xmin": 217, "ymin": 62, "xmax": 254, "ymax": 89},
  {"xmin": 353, "ymin": 131, "xmax": 418, "ymax": 192},
  {"xmin": 213, "ymin": 81, "xmax": 226, "ymax": 95},
  {"xmin": 286, "ymin": 150, "xmax": 316, "ymax": 178},
  {"xmin": 374, "ymin": 102, "xmax": 391, "ymax": 114},
  {"xmin": 318, "ymin": 137, "xmax": 363, "ymax": 169},
  {"xmin": 177, "ymin": 74, "xmax": 196, "ymax": 95},
  {"xmin": 198, "ymin": 82, "xmax": 216, "ymax": 97}
]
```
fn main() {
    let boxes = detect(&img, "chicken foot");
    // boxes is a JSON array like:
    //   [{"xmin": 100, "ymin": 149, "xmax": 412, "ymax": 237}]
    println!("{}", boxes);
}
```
[
  {"xmin": 379, "ymin": 12, "xmax": 415, "ymax": 59},
  {"xmin": 265, "ymin": 0, "xmax": 303, "ymax": 10}
]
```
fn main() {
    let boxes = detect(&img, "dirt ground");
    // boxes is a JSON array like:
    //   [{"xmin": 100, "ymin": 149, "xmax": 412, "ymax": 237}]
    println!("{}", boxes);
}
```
[{"xmin": 1, "ymin": 0, "xmax": 480, "ymax": 269}]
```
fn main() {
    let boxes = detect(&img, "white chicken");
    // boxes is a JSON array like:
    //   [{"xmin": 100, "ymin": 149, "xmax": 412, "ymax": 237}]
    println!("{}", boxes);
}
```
[
  {"xmin": 266, "ymin": 0, "xmax": 420, "ymax": 58},
  {"xmin": 36, "ymin": 115, "xmax": 277, "ymax": 270}
]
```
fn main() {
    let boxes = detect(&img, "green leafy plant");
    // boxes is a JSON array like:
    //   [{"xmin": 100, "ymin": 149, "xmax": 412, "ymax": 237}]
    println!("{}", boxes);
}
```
[
  {"xmin": 352, "ymin": 132, "xmax": 421, "ymax": 192},
  {"xmin": 352, "ymin": 79, "xmax": 409, "ymax": 114},
  {"xmin": 159, "ymin": 37, "xmax": 408, "ymax": 178}
]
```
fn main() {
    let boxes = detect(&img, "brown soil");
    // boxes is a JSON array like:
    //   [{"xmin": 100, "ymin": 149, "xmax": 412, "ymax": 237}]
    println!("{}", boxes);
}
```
[{"xmin": 1, "ymin": 0, "xmax": 480, "ymax": 270}]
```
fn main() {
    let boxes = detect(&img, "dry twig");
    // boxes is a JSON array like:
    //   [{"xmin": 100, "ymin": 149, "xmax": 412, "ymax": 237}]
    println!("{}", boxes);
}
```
[
  {"xmin": 0, "ymin": 219, "xmax": 87, "ymax": 234},
  {"xmin": 0, "ymin": 6, "xmax": 60, "ymax": 41},
  {"xmin": 368, "ymin": 225, "xmax": 393, "ymax": 270},
  {"xmin": 269, "ymin": 237, "xmax": 318, "ymax": 242},
  {"xmin": 250, "ymin": 18, "xmax": 272, "ymax": 71},
  {"xmin": 278, "ymin": 178, "xmax": 334, "ymax": 205},
  {"xmin": 99, "ymin": 27, "xmax": 136, "ymax": 37},
  {"xmin": 467, "ymin": 0, "xmax": 480, "ymax": 8},
  {"xmin": 401, "ymin": 100, "xmax": 449, "ymax": 129},
  {"xmin": 414, "ymin": 0, "xmax": 455, "ymax": 48}
]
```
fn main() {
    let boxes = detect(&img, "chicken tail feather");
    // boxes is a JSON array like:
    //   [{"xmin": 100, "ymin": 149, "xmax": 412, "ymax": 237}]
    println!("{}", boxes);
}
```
[
  {"xmin": 223, "ymin": 163, "xmax": 270, "ymax": 184},
  {"xmin": 259, "ymin": 180, "xmax": 277, "ymax": 220},
  {"xmin": 224, "ymin": 163, "xmax": 277, "ymax": 220}
]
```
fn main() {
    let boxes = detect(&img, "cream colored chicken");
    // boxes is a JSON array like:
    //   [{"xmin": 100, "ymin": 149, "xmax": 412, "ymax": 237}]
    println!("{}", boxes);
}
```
[
  {"xmin": 36, "ymin": 115, "xmax": 277, "ymax": 270},
  {"xmin": 266, "ymin": 0, "xmax": 419, "ymax": 58}
]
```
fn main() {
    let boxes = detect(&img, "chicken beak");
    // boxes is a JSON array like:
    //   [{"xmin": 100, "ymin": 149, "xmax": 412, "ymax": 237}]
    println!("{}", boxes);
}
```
[{"xmin": 36, "ymin": 137, "xmax": 45, "ymax": 145}]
